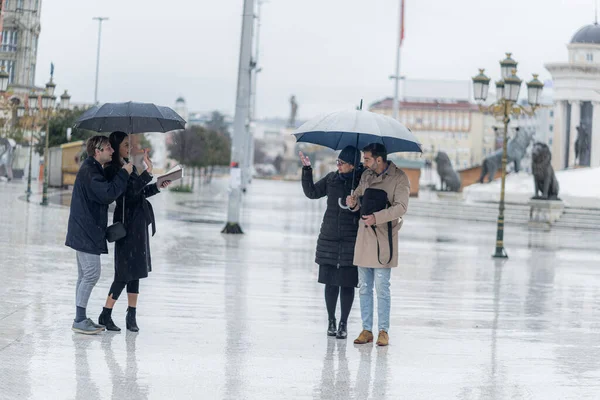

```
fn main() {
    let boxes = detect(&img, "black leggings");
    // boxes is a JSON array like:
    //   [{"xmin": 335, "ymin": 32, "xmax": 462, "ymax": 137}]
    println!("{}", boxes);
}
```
[
  {"xmin": 325, "ymin": 284, "xmax": 355, "ymax": 324},
  {"xmin": 109, "ymin": 279, "xmax": 140, "ymax": 300}
]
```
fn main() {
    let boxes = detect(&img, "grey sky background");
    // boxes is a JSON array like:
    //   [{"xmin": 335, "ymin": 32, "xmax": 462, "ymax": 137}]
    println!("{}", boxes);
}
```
[{"xmin": 36, "ymin": 0, "xmax": 596, "ymax": 121}]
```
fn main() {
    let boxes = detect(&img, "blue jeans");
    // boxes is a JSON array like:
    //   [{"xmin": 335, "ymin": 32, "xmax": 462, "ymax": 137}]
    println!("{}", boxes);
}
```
[{"xmin": 358, "ymin": 267, "xmax": 391, "ymax": 333}]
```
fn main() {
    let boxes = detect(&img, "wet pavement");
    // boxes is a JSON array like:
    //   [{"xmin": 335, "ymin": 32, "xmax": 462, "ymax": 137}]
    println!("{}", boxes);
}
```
[{"xmin": 1, "ymin": 178, "xmax": 600, "ymax": 399}]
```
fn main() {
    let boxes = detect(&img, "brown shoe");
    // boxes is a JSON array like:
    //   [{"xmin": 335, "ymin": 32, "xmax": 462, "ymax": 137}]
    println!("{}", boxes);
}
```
[
  {"xmin": 376, "ymin": 330, "xmax": 389, "ymax": 346},
  {"xmin": 353, "ymin": 330, "xmax": 374, "ymax": 344}
]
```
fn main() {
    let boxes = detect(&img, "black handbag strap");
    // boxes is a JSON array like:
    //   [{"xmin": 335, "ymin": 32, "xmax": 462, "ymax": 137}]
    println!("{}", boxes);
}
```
[
  {"xmin": 370, "ymin": 199, "xmax": 393, "ymax": 265},
  {"xmin": 371, "ymin": 221, "xmax": 393, "ymax": 265}
]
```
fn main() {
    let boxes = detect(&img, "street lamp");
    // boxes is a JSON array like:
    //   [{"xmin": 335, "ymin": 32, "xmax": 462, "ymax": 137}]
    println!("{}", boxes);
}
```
[
  {"xmin": 24, "ymin": 93, "xmax": 40, "ymax": 202},
  {"xmin": 60, "ymin": 90, "xmax": 71, "ymax": 110},
  {"xmin": 40, "ymin": 75, "xmax": 68, "ymax": 206},
  {"xmin": 471, "ymin": 53, "xmax": 543, "ymax": 259}
]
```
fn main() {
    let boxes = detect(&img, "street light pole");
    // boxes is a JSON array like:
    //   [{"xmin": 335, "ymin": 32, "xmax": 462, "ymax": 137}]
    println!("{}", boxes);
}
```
[
  {"xmin": 26, "ymin": 115, "xmax": 34, "ymax": 201},
  {"xmin": 93, "ymin": 17, "xmax": 108, "ymax": 105},
  {"xmin": 222, "ymin": 0, "xmax": 255, "ymax": 234},
  {"xmin": 494, "ymin": 100, "xmax": 510, "ymax": 258},
  {"xmin": 472, "ymin": 54, "xmax": 544, "ymax": 259},
  {"xmin": 243, "ymin": 0, "xmax": 266, "ymax": 191},
  {"xmin": 390, "ymin": 0, "xmax": 404, "ymax": 120}
]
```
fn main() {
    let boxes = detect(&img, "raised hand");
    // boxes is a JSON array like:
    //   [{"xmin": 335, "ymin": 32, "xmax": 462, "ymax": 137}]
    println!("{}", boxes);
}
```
[
  {"xmin": 299, "ymin": 151, "xmax": 311, "ymax": 167},
  {"xmin": 143, "ymin": 149, "xmax": 153, "ymax": 174},
  {"xmin": 123, "ymin": 162, "xmax": 134, "ymax": 175}
]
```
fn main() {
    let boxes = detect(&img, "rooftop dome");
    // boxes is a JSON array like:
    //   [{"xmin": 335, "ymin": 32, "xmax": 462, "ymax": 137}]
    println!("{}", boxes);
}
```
[{"xmin": 571, "ymin": 22, "xmax": 600, "ymax": 44}]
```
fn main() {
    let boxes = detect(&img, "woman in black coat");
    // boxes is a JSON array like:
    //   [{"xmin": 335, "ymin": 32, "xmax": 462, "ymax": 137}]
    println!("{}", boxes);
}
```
[
  {"xmin": 300, "ymin": 145, "xmax": 364, "ymax": 339},
  {"xmin": 98, "ymin": 131, "xmax": 171, "ymax": 332}
]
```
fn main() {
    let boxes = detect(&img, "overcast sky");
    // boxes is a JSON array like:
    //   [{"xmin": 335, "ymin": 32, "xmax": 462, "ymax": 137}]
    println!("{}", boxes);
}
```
[{"xmin": 36, "ymin": 0, "xmax": 596, "ymax": 120}]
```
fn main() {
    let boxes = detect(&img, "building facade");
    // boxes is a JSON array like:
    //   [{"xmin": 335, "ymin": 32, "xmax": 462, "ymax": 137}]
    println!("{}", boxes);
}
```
[
  {"xmin": 546, "ymin": 21, "xmax": 600, "ymax": 170},
  {"xmin": 0, "ymin": 0, "xmax": 41, "ymax": 88},
  {"xmin": 370, "ymin": 98, "xmax": 496, "ymax": 170}
]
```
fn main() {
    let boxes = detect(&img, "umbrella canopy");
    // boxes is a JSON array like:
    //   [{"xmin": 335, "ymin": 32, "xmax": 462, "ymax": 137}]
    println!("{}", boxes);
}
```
[
  {"xmin": 73, "ymin": 101, "xmax": 186, "ymax": 134},
  {"xmin": 293, "ymin": 109, "xmax": 422, "ymax": 154}
]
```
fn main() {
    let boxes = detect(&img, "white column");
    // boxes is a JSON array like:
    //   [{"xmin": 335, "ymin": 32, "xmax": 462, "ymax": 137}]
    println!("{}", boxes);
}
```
[
  {"xmin": 568, "ymin": 100, "xmax": 581, "ymax": 167},
  {"xmin": 551, "ymin": 100, "xmax": 567, "ymax": 171},
  {"xmin": 591, "ymin": 102, "xmax": 600, "ymax": 167}
]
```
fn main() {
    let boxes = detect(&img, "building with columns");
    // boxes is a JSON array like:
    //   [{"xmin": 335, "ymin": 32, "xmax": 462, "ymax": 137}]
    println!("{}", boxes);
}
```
[{"xmin": 546, "ymin": 21, "xmax": 600, "ymax": 170}]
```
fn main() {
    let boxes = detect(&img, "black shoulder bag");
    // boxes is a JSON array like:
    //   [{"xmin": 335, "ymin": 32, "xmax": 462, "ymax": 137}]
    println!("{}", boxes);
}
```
[
  {"xmin": 360, "ymin": 188, "xmax": 393, "ymax": 265},
  {"xmin": 106, "ymin": 196, "xmax": 126, "ymax": 243}
]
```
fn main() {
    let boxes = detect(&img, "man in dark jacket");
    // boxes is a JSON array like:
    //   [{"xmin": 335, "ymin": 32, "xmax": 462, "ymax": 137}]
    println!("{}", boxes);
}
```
[{"xmin": 65, "ymin": 135, "xmax": 132, "ymax": 334}]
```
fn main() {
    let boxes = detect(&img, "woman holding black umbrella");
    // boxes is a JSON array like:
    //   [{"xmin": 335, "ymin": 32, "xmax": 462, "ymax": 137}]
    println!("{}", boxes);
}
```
[
  {"xmin": 300, "ymin": 146, "xmax": 364, "ymax": 339},
  {"xmin": 98, "ymin": 131, "xmax": 171, "ymax": 332}
]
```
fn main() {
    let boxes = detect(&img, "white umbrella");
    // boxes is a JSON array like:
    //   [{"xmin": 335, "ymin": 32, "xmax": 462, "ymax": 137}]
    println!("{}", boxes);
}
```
[
  {"xmin": 293, "ymin": 107, "xmax": 422, "ymax": 209},
  {"xmin": 293, "ymin": 109, "xmax": 422, "ymax": 154}
]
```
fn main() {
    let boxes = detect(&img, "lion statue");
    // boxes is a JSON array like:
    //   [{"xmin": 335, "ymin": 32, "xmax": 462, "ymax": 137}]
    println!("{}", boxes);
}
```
[
  {"xmin": 531, "ymin": 142, "xmax": 559, "ymax": 200},
  {"xmin": 435, "ymin": 151, "xmax": 461, "ymax": 192},
  {"xmin": 479, "ymin": 128, "xmax": 534, "ymax": 183}
]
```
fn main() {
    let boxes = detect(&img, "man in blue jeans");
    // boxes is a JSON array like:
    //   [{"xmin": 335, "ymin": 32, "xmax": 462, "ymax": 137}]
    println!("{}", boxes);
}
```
[
  {"xmin": 346, "ymin": 143, "xmax": 410, "ymax": 346},
  {"xmin": 65, "ymin": 135, "xmax": 132, "ymax": 334}
]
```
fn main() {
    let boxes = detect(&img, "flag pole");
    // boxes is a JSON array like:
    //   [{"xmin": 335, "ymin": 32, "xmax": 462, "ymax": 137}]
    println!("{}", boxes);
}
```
[{"xmin": 391, "ymin": 0, "xmax": 404, "ymax": 120}]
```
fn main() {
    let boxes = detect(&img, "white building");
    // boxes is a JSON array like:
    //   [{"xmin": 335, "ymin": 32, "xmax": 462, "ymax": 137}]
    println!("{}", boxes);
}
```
[{"xmin": 545, "ymin": 21, "xmax": 600, "ymax": 170}]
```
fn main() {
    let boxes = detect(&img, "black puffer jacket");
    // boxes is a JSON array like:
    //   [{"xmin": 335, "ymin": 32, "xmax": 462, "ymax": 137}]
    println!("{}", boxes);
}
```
[{"xmin": 302, "ymin": 165, "xmax": 364, "ymax": 267}]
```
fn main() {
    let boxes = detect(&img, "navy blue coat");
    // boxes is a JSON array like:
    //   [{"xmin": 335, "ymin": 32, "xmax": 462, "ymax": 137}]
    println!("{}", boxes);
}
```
[
  {"xmin": 302, "ymin": 165, "xmax": 364, "ymax": 267},
  {"xmin": 65, "ymin": 157, "xmax": 130, "ymax": 255}
]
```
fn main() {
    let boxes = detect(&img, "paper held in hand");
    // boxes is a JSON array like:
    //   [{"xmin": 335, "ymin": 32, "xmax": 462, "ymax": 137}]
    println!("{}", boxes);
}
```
[{"xmin": 157, "ymin": 165, "xmax": 183, "ymax": 186}]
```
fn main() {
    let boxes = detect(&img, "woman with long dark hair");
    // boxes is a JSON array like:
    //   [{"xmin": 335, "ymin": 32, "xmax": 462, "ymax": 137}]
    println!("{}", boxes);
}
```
[
  {"xmin": 98, "ymin": 131, "xmax": 170, "ymax": 332},
  {"xmin": 300, "ymin": 146, "xmax": 364, "ymax": 339}
]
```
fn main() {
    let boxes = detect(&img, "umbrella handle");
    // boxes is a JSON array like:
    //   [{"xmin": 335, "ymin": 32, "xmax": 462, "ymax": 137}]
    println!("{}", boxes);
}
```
[{"xmin": 338, "ymin": 197, "xmax": 350, "ymax": 210}]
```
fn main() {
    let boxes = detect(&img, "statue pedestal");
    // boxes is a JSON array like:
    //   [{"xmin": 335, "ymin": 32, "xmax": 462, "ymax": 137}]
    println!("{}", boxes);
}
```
[{"xmin": 528, "ymin": 199, "xmax": 564, "ymax": 230}]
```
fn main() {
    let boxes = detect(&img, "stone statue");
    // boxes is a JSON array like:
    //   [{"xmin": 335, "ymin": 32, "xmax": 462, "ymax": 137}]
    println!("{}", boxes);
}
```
[
  {"xmin": 531, "ymin": 142, "xmax": 560, "ymax": 200},
  {"xmin": 288, "ymin": 95, "xmax": 298, "ymax": 128},
  {"xmin": 0, "ymin": 137, "xmax": 15, "ymax": 181},
  {"xmin": 575, "ymin": 124, "xmax": 591, "ymax": 166},
  {"xmin": 435, "ymin": 151, "xmax": 461, "ymax": 192},
  {"xmin": 479, "ymin": 128, "xmax": 534, "ymax": 183}
]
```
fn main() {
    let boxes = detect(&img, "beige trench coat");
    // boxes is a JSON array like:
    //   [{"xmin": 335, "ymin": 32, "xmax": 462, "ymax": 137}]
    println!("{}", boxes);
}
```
[{"xmin": 351, "ymin": 161, "xmax": 410, "ymax": 268}]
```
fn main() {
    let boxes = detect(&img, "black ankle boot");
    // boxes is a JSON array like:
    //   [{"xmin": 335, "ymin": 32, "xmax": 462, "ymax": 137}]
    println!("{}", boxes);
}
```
[
  {"xmin": 336, "ymin": 321, "xmax": 347, "ymax": 339},
  {"xmin": 99, "ymin": 308, "xmax": 121, "ymax": 331},
  {"xmin": 327, "ymin": 319, "xmax": 337, "ymax": 336},
  {"xmin": 126, "ymin": 307, "xmax": 139, "ymax": 332}
]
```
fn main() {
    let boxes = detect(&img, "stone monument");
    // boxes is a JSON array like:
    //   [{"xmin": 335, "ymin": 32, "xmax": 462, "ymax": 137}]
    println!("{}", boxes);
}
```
[{"xmin": 528, "ymin": 142, "xmax": 563, "ymax": 230}]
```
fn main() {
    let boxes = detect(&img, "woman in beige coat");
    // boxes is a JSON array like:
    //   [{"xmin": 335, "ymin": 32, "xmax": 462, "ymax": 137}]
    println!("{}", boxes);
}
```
[{"xmin": 346, "ymin": 143, "xmax": 410, "ymax": 346}]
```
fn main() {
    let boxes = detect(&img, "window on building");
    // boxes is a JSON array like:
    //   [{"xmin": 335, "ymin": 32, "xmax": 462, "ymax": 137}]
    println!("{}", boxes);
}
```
[
  {"xmin": 33, "ymin": 0, "xmax": 39, "ymax": 10},
  {"xmin": 587, "ymin": 53, "xmax": 594, "ymax": 62},
  {"xmin": 550, "ymin": 110, "xmax": 554, "ymax": 117},
  {"xmin": 549, "ymin": 125, "xmax": 554, "ymax": 132},
  {"xmin": 30, "ymin": 63, "xmax": 35, "ymax": 86},
  {"xmin": 1, "ymin": 30, "xmax": 17, "ymax": 52},
  {"xmin": 16, "ymin": 0, "xmax": 23, "ymax": 10},
  {"xmin": 4, "ymin": 0, "xmax": 9, "ymax": 10},
  {"xmin": 0, "ymin": 60, "xmax": 16, "ymax": 84}
]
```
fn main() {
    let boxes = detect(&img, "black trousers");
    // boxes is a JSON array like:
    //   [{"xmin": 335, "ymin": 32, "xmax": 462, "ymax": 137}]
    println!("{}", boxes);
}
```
[{"xmin": 109, "ymin": 279, "xmax": 140, "ymax": 300}]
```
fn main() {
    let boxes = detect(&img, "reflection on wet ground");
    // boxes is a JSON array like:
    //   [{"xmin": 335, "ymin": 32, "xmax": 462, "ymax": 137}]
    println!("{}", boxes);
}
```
[{"xmin": 1, "ymin": 178, "xmax": 600, "ymax": 399}]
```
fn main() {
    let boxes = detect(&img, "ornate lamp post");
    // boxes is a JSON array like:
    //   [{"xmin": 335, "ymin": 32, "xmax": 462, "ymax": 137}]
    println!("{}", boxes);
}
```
[
  {"xmin": 472, "ymin": 53, "xmax": 544, "ymax": 258},
  {"xmin": 23, "ymin": 92, "xmax": 40, "ymax": 202},
  {"xmin": 39, "ymin": 73, "xmax": 71, "ymax": 206}
]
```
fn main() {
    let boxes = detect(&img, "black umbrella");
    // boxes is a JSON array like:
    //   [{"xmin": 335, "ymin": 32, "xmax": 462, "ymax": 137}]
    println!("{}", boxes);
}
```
[{"xmin": 73, "ymin": 101, "xmax": 186, "ymax": 134}]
